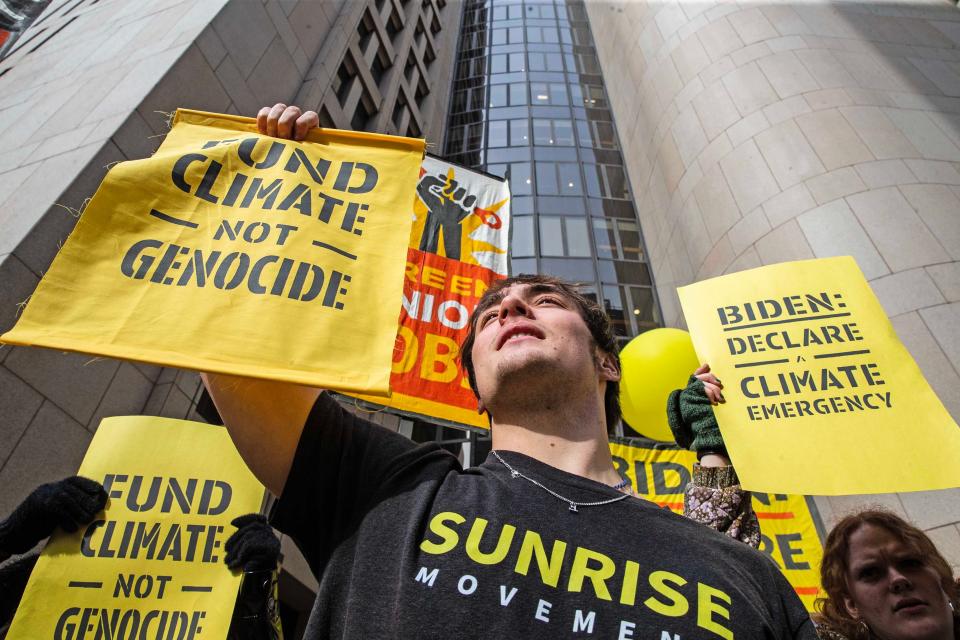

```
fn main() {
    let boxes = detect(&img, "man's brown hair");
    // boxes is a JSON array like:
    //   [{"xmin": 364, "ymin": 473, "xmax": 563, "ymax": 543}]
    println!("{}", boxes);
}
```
[{"xmin": 460, "ymin": 274, "xmax": 621, "ymax": 430}]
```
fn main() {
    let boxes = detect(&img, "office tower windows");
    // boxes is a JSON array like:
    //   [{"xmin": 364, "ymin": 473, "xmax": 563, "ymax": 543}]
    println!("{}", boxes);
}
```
[{"xmin": 444, "ymin": 0, "xmax": 660, "ymax": 349}]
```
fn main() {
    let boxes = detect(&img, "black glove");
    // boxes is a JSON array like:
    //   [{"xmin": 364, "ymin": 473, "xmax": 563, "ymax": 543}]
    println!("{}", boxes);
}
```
[
  {"xmin": 666, "ymin": 376, "xmax": 725, "ymax": 458},
  {"xmin": 0, "ymin": 476, "xmax": 106, "ymax": 556},
  {"xmin": 224, "ymin": 514, "xmax": 281, "ymax": 572}
]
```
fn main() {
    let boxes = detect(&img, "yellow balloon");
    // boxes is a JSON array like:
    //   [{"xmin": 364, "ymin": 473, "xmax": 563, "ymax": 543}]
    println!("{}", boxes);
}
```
[{"xmin": 619, "ymin": 328, "xmax": 700, "ymax": 441}]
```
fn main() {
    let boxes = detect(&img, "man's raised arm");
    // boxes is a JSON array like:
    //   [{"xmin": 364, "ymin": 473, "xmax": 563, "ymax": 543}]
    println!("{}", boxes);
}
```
[
  {"xmin": 201, "ymin": 104, "xmax": 325, "ymax": 496},
  {"xmin": 202, "ymin": 373, "xmax": 320, "ymax": 496}
]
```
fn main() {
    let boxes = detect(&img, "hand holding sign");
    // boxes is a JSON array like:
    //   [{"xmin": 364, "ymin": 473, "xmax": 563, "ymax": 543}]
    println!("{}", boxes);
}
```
[
  {"xmin": 666, "ymin": 365, "xmax": 728, "ymax": 462},
  {"xmin": 0, "ymin": 476, "xmax": 106, "ymax": 558},
  {"xmin": 256, "ymin": 103, "xmax": 318, "ymax": 140}
]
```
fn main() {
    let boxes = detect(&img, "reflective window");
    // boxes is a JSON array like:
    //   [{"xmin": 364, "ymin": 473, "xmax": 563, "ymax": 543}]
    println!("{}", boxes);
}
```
[
  {"xmin": 583, "ymin": 164, "xmax": 602, "ymax": 198},
  {"xmin": 444, "ymin": 0, "xmax": 658, "ymax": 342},
  {"xmin": 575, "ymin": 120, "xmax": 592, "ymax": 147},
  {"xmin": 583, "ymin": 84, "xmax": 608, "ymax": 108},
  {"xmin": 577, "ymin": 53, "xmax": 601, "ymax": 75},
  {"xmin": 466, "ymin": 123, "xmax": 484, "ymax": 149},
  {"xmin": 512, "ymin": 196, "xmax": 534, "ymax": 214},
  {"xmin": 605, "ymin": 164, "xmax": 628, "ymax": 199},
  {"xmin": 619, "ymin": 220, "xmax": 642, "ymax": 260},
  {"xmin": 510, "ymin": 162, "xmax": 533, "ymax": 195},
  {"xmin": 451, "ymin": 90, "xmax": 468, "ymax": 113},
  {"xmin": 565, "ymin": 217, "xmax": 590, "ymax": 257},
  {"xmin": 469, "ymin": 88, "xmax": 485, "ymax": 111},
  {"xmin": 557, "ymin": 162, "xmax": 581, "ymax": 195},
  {"xmin": 531, "ymin": 119, "xmax": 575, "ymax": 146},
  {"xmin": 510, "ymin": 119, "xmax": 529, "ymax": 146},
  {"xmin": 602, "ymin": 284, "xmax": 657, "ymax": 335},
  {"xmin": 510, "ymin": 83, "xmax": 527, "ymax": 105},
  {"xmin": 595, "ymin": 121, "xmax": 617, "ymax": 148},
  {"xmin": 538, "ymin": 216, "xmax": 590, "ymax": 257},
  {"xmin": 549, "ymin": 83, "xmax": 568, "ymax": 105},
  {"xmin": 593, "ymin": 219, "xmax": 643, "ymax": 260},
  {"xmin": 488, "ymin": 121, "xmax": 508, "ymax": 148},
  {"xmin": 553, "ymin": 121, "xmax": 574, "ymax": 146},
  {"xmin": 539, "ymin": 217, "xmax": 563, "ymax": 255},
  {"xmin": 538, "ymin": 196, "xmax": 585, "ymax": 215},
  {"xmin": 533, "ymin": 119, "xmax": 552, "ymax": 145},
  {"xmin": 540, "ymin": 258, "xmax": 594, "ymax": 282},
  {"xmin": 569, "ymin": 83, "xmax": 584, "ymax": 106},
  {"xmin": 593, "ymin": 219, "xmax": 617, "ymax": 259},
  {"xmin": 603, "ymin": 284, "xmax": 629, "ymax": 336},
  {"xmin": 567, "ymin": 4, "xmax": 587, "ymax": 21},
  {"xmin": 488, "ymin": 84, "xmax": 507, "ymax": 108},
  {"xmin": 531, "ymin": 83, "xmax": 550, "ymax": 105},
  {"xmin": 512, "ymin": 216, "xmax": 535, "ymax": 257},
  {"xmin": 536, "ymin": 162, "xmax": 559, "ymax": 194},
  {"xmin": 572, "ymin": 26, "xmax": 592, "ymax": 46},
  {"xmin": 511, "ymin": 257, "xmax": 537, "ymax": 274},
  {"xmin": 446, "ymin": 126, "xmax": 464, "ymax": 155}
]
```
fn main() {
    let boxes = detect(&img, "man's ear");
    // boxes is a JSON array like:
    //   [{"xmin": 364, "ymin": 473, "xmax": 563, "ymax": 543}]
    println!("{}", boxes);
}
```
[{"xmin": 597, "ymin": 351, "xmax": 620, "ymax": 383}]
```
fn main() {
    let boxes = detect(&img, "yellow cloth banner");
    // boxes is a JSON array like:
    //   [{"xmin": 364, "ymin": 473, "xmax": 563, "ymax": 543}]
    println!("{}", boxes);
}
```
[
  {"xmin": 677, "ymin": 256, "xmax": 960, "ymax": 495},
  {"xmin": 608, "ymin": 440, "xmax": 824, "ymax": 612},
  {"xmin": 1, "ymin": 110, "xmax": 424, "ymax": 395},
  {"xmin": 7, "ymin": 415, "xmax": 266, "ymax": 638}
]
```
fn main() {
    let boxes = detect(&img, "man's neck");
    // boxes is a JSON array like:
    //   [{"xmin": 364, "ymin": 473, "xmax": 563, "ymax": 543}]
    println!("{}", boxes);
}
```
[{"xmin": 490, "ymin": 410, "xmax": 621, "ymax": 487}]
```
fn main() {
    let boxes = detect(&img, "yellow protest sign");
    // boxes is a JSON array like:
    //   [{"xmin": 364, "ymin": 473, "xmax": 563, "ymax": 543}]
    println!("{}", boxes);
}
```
[
  {"xmin": 1, "ymin": 110, "xmax": 424, "ymax": 395},
  {"xmin": 677, "ymin": 256, "xmax": 960, "ymax": 495},
  {"xmin": 608, "ymin": 440, "xmax": 824, "ymax": 611},
  {"xmin": 7, "ymin": 415, "xmax": 266, "ymax": 638}
]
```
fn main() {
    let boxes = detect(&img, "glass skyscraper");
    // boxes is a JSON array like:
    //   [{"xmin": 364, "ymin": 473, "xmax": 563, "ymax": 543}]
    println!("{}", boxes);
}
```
[{"xmin": 443, "ymin": 0, "xmax": 660, "ymax": 347}]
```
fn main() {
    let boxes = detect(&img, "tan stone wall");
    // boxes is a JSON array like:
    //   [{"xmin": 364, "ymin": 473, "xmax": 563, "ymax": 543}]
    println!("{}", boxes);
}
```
[{"xmin": 587, "ymin": 0, "xmax": 960, "ymax": 567}]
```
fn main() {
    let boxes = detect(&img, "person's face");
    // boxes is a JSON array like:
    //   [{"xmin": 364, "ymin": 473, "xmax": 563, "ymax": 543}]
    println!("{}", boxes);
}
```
[
  {"xmin": 843, "ymin": 524, "xmax": 954, "ymax": 640},
  {"xmin": 469, "ymin": 283, "xmax": 617, "ymax": 411}
]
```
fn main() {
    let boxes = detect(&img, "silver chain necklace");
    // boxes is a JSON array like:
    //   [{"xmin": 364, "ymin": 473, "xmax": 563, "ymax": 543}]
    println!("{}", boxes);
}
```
[{"xmin": 492, "ymin": 450, "xmax": 632, "ymax": 512}]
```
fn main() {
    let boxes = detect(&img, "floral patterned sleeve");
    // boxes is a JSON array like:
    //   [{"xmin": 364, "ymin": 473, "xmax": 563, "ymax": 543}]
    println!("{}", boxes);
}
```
[{"xmin": 683, "ymin": 464, "xmax": 761, "ymax": 548}]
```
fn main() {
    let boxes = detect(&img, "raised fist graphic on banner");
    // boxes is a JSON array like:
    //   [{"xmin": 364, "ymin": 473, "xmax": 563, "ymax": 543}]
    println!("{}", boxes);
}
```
[{"xmin": 417, "ymin": 173, "xmax": 478, "ymax": 260}]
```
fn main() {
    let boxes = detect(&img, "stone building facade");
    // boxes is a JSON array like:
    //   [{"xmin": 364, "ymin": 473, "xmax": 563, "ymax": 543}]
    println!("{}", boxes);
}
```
[
  {"xmin": 586, "ymin": 0, "xmax": 960, "ymax": 570},
  {"xmin": 0, "ymin": 0, "xmax": 462, "ymax": 631}
]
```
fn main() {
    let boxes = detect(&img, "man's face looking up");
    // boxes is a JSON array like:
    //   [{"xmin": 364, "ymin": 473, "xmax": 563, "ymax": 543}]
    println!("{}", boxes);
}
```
[{"xmin": 468, "ymin": 282, "xmax": 616, "ymax": 417}]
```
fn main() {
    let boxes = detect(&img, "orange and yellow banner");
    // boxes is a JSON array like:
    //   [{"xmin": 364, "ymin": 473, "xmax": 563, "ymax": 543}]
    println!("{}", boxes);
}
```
[
  {"xmin": 609, "ymin": 439, "xmax": 824, "ymax": 612},
  {"xmin": 352, "ymin": 156, "xmax": 511, "ymax": 428}
]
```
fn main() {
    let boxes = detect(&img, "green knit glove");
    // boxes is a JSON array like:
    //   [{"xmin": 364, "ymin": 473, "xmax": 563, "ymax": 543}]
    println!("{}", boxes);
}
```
[{"xmin": 666, "ymin": 375, "xmax": 725, "ymax": 458}]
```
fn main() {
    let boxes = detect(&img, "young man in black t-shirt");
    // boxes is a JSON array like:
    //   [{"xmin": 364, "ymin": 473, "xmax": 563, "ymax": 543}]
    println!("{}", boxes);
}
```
[{"xmin": 203, "ymin": 104, "xmax": 816, "ymax": 639}]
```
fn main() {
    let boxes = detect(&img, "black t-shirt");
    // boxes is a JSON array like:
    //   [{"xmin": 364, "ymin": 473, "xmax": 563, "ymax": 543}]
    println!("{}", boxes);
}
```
[{"xmin": 273, "ymin": 394, "xmax": 816, "ymax": 639}]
